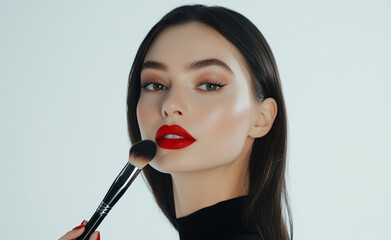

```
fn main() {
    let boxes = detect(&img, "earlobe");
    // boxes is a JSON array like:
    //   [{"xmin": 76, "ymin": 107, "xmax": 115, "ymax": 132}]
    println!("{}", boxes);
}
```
[{"xmin": 248, "ymin": 98, "xmax": 278, "ymax": 138}]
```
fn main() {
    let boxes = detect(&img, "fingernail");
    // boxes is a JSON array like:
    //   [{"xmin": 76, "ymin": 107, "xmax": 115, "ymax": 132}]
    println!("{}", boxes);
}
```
[
  {"xmin": 97, "ymin": 231, "xmax": 101, "ymax": 240},
  {"xmin": 73, "ymin": 224, "xmax": 85, "ymax": 230},
  {"xmin": 81, "ymin": 219, "xmax": 86, "ymax": 225}
]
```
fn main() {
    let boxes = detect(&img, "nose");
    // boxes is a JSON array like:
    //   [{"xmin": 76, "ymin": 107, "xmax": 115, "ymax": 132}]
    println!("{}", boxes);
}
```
[{"xmin": 161, "ymin": 91, "xmax": 187, "ymax": 119}]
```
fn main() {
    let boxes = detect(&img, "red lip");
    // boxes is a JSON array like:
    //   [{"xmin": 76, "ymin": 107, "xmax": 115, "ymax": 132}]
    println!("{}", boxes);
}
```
[{"xmin": 155, "ymin": 125, "xmax": 196, "ymax": 149}]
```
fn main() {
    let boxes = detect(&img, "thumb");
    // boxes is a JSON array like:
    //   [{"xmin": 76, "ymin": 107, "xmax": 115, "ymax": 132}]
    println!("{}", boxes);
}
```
[
  {"xmin": 59, "ymin": 224, "xmax": 85, "ymax": 240},
  {"xmin": 89, "ymin": 231, "xmax": 100, "ymax": 240}
]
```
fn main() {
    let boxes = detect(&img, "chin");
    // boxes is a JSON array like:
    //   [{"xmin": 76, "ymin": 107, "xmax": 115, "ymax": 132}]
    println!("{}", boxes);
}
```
[
  {"xmin": 149, "ymin": 158, "xmax": 214, "ymax": 174},
  {"xmin": 149, "ymin": 158, "xmax": 197, "ymax": 174}
]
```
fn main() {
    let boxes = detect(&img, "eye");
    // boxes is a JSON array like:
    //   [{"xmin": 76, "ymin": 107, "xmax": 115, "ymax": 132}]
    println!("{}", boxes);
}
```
[
  {"xmin": 198, "ymin": 82, "xmax": 226, "ymax": 92},
  {"xmin": 142, "ymin": 82, "xmax": 167, "ymax": 91}
]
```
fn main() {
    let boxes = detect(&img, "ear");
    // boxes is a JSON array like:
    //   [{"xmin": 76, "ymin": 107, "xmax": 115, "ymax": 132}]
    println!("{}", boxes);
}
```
[{"xmin": 248, "ymin": 98, "xmax": 278, "ymax": 138}]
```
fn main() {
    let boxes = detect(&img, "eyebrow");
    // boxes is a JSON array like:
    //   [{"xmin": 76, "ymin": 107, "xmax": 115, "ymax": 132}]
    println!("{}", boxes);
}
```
[{"xmin": 141, "ymin": 58, "xmax": 234, "ymax": 75}]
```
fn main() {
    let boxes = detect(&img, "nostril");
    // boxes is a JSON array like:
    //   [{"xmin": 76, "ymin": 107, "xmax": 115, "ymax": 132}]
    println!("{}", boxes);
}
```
[{"xmin": 161, "ymin": 105, "xmax": 185, "ymax": 118}]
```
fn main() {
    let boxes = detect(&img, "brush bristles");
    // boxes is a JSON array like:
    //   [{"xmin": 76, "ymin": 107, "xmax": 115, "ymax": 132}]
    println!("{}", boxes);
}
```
[{"xmin": 128, "ymin": 140, "xmax": 157, "ymax": 169}]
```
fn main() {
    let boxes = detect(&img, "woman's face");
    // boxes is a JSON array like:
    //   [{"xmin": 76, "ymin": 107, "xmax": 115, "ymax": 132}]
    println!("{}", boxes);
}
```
[{"xmin": 137, "ymin": 22, "xmax": 259, "ymax": 173}]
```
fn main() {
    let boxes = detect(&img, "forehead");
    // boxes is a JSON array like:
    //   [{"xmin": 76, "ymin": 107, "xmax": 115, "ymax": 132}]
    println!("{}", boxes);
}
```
[{"xmin": 143, "ymin": 22, "xmax": 249, "ymax": 76}]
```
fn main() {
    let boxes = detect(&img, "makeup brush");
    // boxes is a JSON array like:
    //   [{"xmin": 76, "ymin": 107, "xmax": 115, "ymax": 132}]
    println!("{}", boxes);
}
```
[{"xmin": 76, "ymin": 140, "xmax": 156, "ymax": 240}]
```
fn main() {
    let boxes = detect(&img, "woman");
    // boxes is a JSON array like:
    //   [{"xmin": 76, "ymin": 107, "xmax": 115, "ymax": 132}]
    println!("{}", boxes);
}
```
[{"xmin": 60, "ymin": 4, "xmax": 292, "ymax": 240}]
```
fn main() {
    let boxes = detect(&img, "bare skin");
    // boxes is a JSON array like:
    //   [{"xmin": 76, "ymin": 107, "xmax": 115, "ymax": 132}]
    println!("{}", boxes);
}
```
[
  {"xmin": 59, "ymin": 220, "xmax": 100, "ymax": 240},
  {"xmin": 137, "ymin": 22, "xmax": 277, "ymax": 218}
]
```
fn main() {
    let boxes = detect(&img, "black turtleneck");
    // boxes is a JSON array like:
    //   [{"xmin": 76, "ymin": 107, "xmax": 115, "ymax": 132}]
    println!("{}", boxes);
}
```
[{"xmin": 174, "ymin": 196, "xmax": 262, "ymax": 240}]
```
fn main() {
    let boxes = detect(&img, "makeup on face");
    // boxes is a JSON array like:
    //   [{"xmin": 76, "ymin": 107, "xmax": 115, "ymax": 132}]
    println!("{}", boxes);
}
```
[
  {"xmin": 136, "ymin": 22, "xmax": 257, "ymax": 174},
  {"xmin": 155, "ymin": 124, "xmax": 196, "ymax": 149}
]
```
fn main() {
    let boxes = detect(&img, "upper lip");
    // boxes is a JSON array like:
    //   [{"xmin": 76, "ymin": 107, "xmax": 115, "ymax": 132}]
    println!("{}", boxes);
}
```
[{"xmin": 155, "ymin": 125, "xmax": 196, "ymax": 141}]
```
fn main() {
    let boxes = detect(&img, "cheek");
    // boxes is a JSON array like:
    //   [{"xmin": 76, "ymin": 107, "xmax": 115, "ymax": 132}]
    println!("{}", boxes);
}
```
[
  {"xmin": 136, "ymin": 96, "xmax": 159, "ymax": 140},
  {"xmin": 193, "ymin": 95, "xmax": 252, "ymax": 162}
]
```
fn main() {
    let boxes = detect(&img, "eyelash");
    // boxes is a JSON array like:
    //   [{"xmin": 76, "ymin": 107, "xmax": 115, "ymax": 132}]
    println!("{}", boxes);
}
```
[{"xmin": 141, "ymin": 80, "xmax": 227, "ymax": 93}]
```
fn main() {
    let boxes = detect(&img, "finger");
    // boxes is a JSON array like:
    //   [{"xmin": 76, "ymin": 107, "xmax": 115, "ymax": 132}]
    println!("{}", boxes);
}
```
[
  {"xmin": 59, "ymin": 227, "xmax": 84, "ymax": 240},
  {"xmin": 89, "ymin": 231, "xmax": 100, "ymax": 240},
  {"xmin": 59, "ymin": 222, "xmax": 86, "ymax": 240}
]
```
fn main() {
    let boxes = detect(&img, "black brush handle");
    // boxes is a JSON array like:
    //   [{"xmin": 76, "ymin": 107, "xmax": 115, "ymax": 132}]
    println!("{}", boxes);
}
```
[
  {"xmin": 102, "ymin": 162, "xmax": 140, "ymax": 206},
  {"xmin": 76, "ymin": 211, "xmax": 105, "ymax": 240},
  {"xmin": 76, "ymin": 162, "xmax": 141, "ymax": 240}
]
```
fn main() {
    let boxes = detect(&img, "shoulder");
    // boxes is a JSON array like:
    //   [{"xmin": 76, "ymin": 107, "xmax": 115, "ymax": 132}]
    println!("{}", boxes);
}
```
[{"xmin": 226, "ymin": 233, "xmax": 263, "ymax": 240}]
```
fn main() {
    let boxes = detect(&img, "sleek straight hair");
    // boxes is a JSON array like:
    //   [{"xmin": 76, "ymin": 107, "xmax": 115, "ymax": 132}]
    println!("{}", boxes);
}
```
[{"xmin": 127, "ymin": 4, "xmax": 293, "ymax": 240}]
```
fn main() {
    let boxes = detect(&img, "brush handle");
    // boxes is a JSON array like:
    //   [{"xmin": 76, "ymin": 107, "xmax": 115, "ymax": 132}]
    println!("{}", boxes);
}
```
[
  {"xmin": 76, "ymin": 162, "xmax": 141, "ymax": 240},
  {"xmin": 76, "ymin": 210, "xmax": 105, "ymax": 240}
]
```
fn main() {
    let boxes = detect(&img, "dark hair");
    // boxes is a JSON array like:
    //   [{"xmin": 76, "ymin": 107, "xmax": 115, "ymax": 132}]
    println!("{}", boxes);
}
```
[{"xmin": 127, "ymin": 4, "xmax": 292, "ymax": 240}]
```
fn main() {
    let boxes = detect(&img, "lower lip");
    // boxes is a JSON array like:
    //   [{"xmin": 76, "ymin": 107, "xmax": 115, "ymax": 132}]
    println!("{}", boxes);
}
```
[{"xmin": 156, "ymin": 139, "xmax": 196, "ymax": 149}]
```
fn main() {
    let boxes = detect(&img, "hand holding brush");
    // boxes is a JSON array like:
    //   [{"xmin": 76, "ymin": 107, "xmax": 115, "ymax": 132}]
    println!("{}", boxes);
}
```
[{"xmin": 59, "ymin": 140, "xmax": 156, "ymax": 240}]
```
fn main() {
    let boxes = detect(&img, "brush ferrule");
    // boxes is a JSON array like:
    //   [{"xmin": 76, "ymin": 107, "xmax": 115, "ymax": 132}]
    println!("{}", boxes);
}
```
[
  {"xmin": 97, "ymin": 202, "xmax": 112, "ymax": 216},
  {"xmin": 102, "ymin": 162, "xmax": 142, "ymax": 207}
]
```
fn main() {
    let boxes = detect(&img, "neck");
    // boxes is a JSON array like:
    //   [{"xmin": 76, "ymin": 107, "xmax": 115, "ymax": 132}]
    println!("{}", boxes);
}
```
[{"xmin": 172, "ymin": 137, "xmax": 253, "ymax": 218}]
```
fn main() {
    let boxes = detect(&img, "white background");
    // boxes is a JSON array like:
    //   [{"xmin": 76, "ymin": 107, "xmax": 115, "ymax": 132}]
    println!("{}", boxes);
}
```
[{"xmin": 1, "ymin": 0, "xmax": 390, "ymax": 239}]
